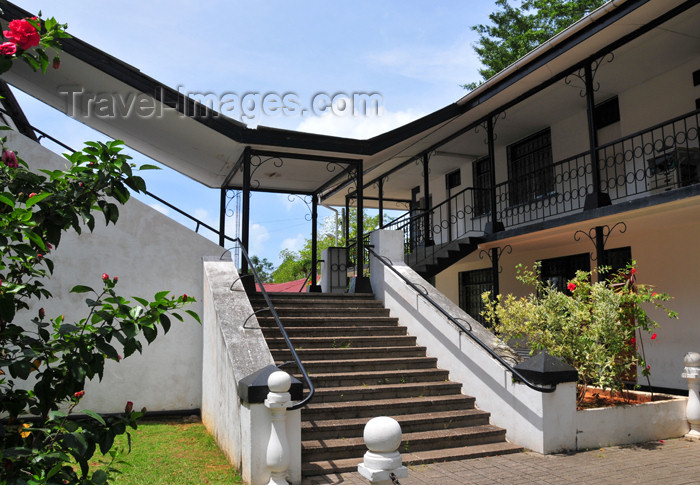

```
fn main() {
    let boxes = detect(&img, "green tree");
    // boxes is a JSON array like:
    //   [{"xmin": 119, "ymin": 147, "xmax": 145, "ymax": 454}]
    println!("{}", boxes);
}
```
[
  {"xmin": 249, "ymin": 255, "xmax": 274, "ymax": 283},
  {"xmin": 465, "ymin": 0, "xmax": 607, "ymax": 89},
  {"xmin": 270, "ymin": 209, "xmax": 386, "ymax": 284}
]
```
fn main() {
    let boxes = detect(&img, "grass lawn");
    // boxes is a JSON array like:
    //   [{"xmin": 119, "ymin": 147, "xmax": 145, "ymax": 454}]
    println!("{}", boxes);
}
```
[{"xmin": 98, "ymin": 417, "xmax": 242, "ymax": 484}]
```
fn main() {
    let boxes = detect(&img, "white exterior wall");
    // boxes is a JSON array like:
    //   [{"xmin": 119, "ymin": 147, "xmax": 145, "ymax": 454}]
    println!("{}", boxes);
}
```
[
  {"xmin": 6, "ymin": 130, "xmax": 222, "ymax": 413},
  {"xmin": 620, "ymin": 58, "xmax": 698, "ymax": 134}
]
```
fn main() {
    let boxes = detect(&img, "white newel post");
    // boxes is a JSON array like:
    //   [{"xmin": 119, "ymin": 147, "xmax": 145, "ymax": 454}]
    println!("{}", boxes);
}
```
[
  {"xmin": 265, "ymin": 371, "xmax": 292, "ymax": 485},
  {"xmin": 358, "ymin": 416, "xmax": 408, "ymax": 485},
  {"xmin": 682, "ymin": 352, "xmax": 700, "ymax": 438}
]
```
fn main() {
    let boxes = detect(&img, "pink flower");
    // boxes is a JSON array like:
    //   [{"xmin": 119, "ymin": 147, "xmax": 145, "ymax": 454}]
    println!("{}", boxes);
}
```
[
  {"xmin": 629, "ymin": 337, "xmax": 636, "ymax": 346},
  {"xmin": 114, "ymin": 276, "xmax": 118, "ymax": 282},
  {"xmin": 36, "ymin": 253, "xmax": 42, "ymax": 259},
  {"xmin": 651, "ymin": 333, "xmax": 657, "ymax": 340},
  {"xmin": 2, "ymin": 149, "xmax": 18, "ymax": 168},
  {"xmin": 28, "ymin": 192, "xmax": 37, "ymax": 198},
  {"xmin": 182, "ymin": 294, "xmax": 188, "ymax": 301},
  {"xmin": 567, "ymin": 282, "xmax": 576, "ymax": 292},
  {"xmin": 630, "ymin": 268, "xmax": 636, "ymax": 274},
  {"xmin": 73, "ymin": 390, "xmax": 85, "ymax": 400},
  {"xmin": 52, "ymin": 56, "xmax": 60, "ymax": 69},
  {"xmin": 651, "ymin": 292, "xmax": 657, "ymax": 297},
  {"xmin": 0, "ymin": 42, "xmax": 16, "ymax": 56},
  {"xmin": 102, "ymin": 273, "xmax": 109, "ymax": 281},
  {"xmin": 124, "ymin": 401, "xmax": 133, "ymax": 413},
  {"xmin": 3, "ymin": 18, "xmax": 40, "ymax": 50}
]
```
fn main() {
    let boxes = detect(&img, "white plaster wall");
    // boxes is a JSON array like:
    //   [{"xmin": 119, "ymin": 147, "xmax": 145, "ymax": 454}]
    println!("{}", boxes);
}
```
[
  {"xmin": 620, "ymin": 58, "xmax": 698, "ymax": 134},
  {"xmin": 6, "ymin": 130, "xmax": 223, "ymax": 413},
  {"xmin": 575, "ymin": 395, "xmax": 688, "ymax": 450},
  {"xmin": 370, "ymin": 230, "xmax": 578, "ymax": 453}
]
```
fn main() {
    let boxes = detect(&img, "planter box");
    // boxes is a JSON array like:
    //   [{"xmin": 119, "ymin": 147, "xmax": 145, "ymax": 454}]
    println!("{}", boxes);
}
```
[{"xmin": 575, "ymin": 389, "xmax": 689, "ymax": 450}]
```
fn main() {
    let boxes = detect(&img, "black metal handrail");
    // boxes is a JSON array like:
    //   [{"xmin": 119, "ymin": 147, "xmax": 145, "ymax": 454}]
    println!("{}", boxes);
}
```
[
  {"xmin": 231, "ymin": 238, "xmax": 315, "ymax": 410},
  {"xmin": 0, "ymin": 107, "xmax": 236, "ymax": 245},
  {"xmin": 367, "ymin": 246, "xmax": 555, "ymax": 393}
]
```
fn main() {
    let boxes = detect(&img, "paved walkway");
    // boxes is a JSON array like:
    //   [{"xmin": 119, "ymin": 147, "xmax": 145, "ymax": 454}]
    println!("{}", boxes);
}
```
[{"xmin": 301, "ymin": 437, "xmax": 700, "ymax": 484}]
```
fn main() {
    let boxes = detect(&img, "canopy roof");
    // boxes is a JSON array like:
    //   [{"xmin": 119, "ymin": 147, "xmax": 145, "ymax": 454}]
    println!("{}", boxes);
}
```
[{"xmin": 1, "ymin": 0, "xmax": 697, "ymax": 209}]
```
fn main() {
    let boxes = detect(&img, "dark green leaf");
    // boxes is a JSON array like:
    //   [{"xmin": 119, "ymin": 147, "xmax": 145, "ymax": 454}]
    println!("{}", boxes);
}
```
[
  {"xmin": 71, "ymin": 285, "xmax": 94, "ymax": 294},
  {"xmin": 83, "ymin": 409, "xmax": 106, "ymax": 425}
]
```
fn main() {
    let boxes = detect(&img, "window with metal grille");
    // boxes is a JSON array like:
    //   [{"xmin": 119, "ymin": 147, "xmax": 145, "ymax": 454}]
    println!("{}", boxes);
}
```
[
  {"xmin": 507, "ymin": 129, "xmax": 554, "ymax": 206},
  {"xmin": 459, "ymin": 268, "xmax": 493, "ymax": 326},
  {"xmin": 593, "ymin": 96, "xmax": 620, "ymax": 129},
  {"xmin": 603, "ymin": 246, "xmax": 632, "ymax": 278},
  {"xmin": 446, "ymin": 169, "xmax": 461, "ymax": 190},
  {"xmin": 472, "ymin": 156, "xmax": 491, "ymax": 216},
  {"xmin": 539, "ymin": 252, "xmax": 591, "ymax": 293}
]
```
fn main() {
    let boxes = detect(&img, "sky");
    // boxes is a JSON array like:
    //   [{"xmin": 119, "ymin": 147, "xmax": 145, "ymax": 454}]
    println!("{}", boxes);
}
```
[{"xmin": 9, "ymin": 1, "xmax": 497, "ymax": 267}]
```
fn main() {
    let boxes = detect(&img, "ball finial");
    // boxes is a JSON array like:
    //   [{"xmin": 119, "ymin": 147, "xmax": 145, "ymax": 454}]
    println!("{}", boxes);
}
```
[
  {"xmin": 267, "ymin": 370, "xmax": 291, "ymax": 393},
  {"xmin": 363, "ymin": 416, "xmax": 402, "ymax": 453}
]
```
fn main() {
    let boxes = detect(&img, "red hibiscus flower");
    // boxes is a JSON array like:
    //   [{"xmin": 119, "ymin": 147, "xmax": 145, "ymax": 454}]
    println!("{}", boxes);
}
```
[
  {"xmin": 567, "ymin": 282, "xmax": 576, "ymax": 292},
  {"xmin": 651, "ymin": 333, "xmax": 657, "ymax": 340},
  {"xmin": 0, "ymin": 42, "xmax": 17, "ymax": 56},
  {"xmin": 3, "ymin": 18, "xmax": 40, "ymax": 50}
]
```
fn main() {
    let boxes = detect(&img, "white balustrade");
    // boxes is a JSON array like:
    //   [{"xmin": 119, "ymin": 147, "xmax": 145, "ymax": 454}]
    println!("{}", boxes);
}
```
[
  {"xmin": 358, "ymin": 416, "xmax": 408, "ymax": 485},
  {"xmin": 265, "ymin": 371, "xmax": 292, "ymax": 485},
  {"xmin": 682, "ymin": 352, "xmax": 700, "ymax": 438}
]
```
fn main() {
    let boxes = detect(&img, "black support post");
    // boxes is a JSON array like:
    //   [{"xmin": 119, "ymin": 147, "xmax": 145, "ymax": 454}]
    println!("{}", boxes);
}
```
[
  {"xmin": 310, "ymin": 194, "xmax": 321, "ymax": 292},
  {"xmin": 422, "ymin": 153, "xmax": 434, "ymax": 246},
  {"xmin": 218, "ymin": 188, "xmax": 226, "ymax": 248},
  {"xmin": 241, "ymin": 148, "xmax": 252, "ymax": 291},
  {"xmin": 344, "ymin": 196, "xmax": 350, "ymax": 246},
  {"xmin": 486, "ymin": 117, "xmax": 504, "ymax": 234},
  {"xmin": 491, "ymin": 247, "xmax": 500, "ymax": 297},
  {"xmin": 350, "ymin": 161, "xmax": 372, "ymax": 293},
  {"xmin": 378, "ymin": 178, "xmax": 384, "ymax": 228},
  {"xmin": 584, "ymin": 62, "xmax": 611, "ymax": 210},
  {"xmin": 595, "ymin": 225, "xmax": 606, "ymax": 282}
]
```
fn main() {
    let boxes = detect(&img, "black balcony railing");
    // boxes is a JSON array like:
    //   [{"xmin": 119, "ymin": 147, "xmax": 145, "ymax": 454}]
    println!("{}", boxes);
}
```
[
  {"xmin": 368, "ymin": 109, "xmax": 700, "ymax": 262},
  {"xmin": 379, "ymin": 187, "xmax": 487, "ymax": 265}
]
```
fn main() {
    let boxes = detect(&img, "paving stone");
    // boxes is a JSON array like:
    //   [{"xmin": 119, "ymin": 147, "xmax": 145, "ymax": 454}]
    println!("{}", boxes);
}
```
[{"xmin": 300, "ymin": 437, "xmax": 700, "ymax": 485}]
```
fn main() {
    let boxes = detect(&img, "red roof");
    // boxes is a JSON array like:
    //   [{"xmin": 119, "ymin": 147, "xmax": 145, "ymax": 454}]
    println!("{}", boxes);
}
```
[{"xmin": 256, "ymin": 278, "xmax": 308, "ymax": 293}]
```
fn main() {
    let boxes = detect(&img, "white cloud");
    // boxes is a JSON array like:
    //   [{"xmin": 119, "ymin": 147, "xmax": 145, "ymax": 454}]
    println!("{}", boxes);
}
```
[
  {"xmin": 366, "ymin": 37, "xmax": 481, "ymax": 85},
  {"xmin": 250, "ymin": 223, "xmax": 271, "ymax": 253},
  {"xmin": 281, "ymin": 234, "xmax": 306, "ymax": 253},
  {"xmin": 295, "ymin": 109, "xmax": 425, "ymax": 139},
  {"xmin": 150, "ymin": 203, "xmax": 170, "ymax": 216}
]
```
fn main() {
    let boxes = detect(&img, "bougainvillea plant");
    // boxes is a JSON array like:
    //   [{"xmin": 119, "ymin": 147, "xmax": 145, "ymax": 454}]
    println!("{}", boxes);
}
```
[
  {"xmin": 482, "ymin": 262, "xmax": 677, "ymax": 405},
  {"xmin": 0, "ymin": 14, "xmax": 199, "ymax": 485}
]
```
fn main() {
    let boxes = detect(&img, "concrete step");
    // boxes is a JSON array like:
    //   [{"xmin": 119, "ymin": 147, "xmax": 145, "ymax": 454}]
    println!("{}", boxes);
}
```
[
  {"xmin": 308, "ymin": 381, "xmax": 463, "ymax": 403},
  {"xmin": 265, "ymin": 335, "xmax": 418, "ymax": 349},
  {"xmin": 294, "ymin": 356, "xmax": 438, "ymax": 374},
  {"xmin": 271, "ymin": 345, "xmax": 427, "ymax": 361},
  {"xmin": 257, "ymin": 307, "xmax": 391, "ymax": 317},
  {"xmin": 297, "ymin": 368, "xmax": 450, "ymax": 387},
  {"xmin": 260, "ymin": 325, "xmax": 407, "ymax": 338},
  {"xmin": 302, "ymin": 424, "xmax": 508, "ymax": 463},
  {"xmin": 302, "ymin": 441, "xmax": 522, "ymax": 476},
  {"xmin": 302, "ymin": 394, "xmax": 475, "ymax": 420},
  {"xmin": 301, "ymin": 408, "xmax": 491, "ymax": 440},
  {"xmin": 257, "ymin": 316, "xmax": 400, "ymax": 327}
]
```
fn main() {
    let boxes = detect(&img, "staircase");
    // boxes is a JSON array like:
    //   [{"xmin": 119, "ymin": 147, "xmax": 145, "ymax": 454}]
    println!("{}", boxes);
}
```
[
  {"xmin": 408, "ymin": 237, "xmax": 481, "ymax": 279},
  {"xmin": 249, "ymin": 292, "xmax": 521, "ymax": 477}
]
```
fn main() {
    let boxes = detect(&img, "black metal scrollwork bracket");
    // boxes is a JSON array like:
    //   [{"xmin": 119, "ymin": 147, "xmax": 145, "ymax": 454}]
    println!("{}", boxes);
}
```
[
  {"xmin": 573, "ymin": 221, "xmax": 627, "ymax": 261},
  {"xmin": 478, "ymin": 244, "xmax": 513, "ymax": 273}
]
